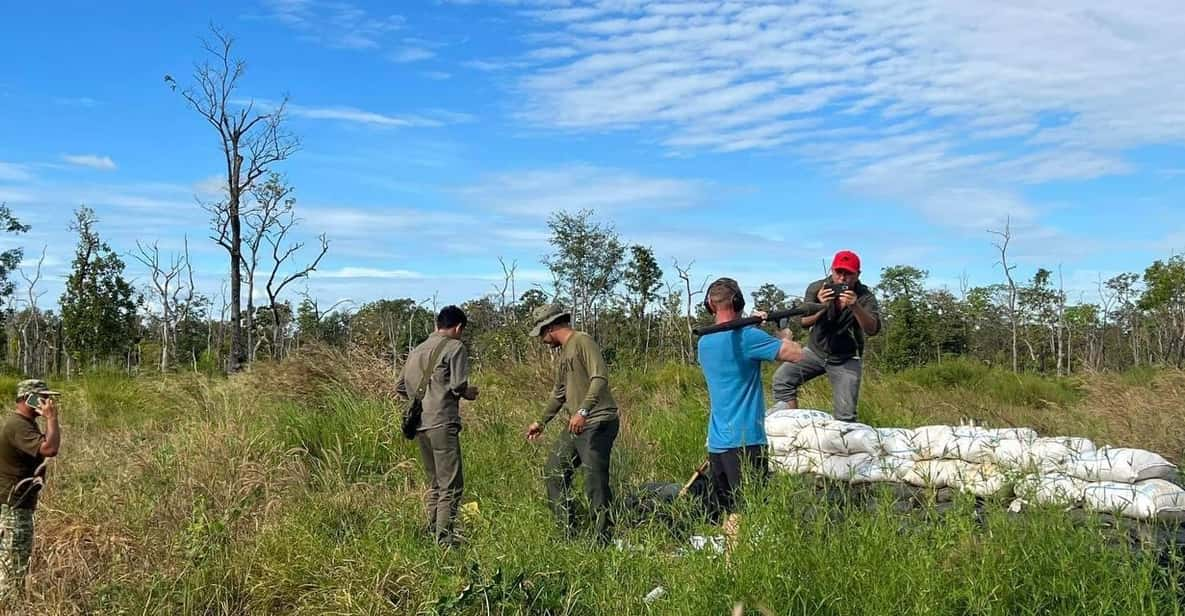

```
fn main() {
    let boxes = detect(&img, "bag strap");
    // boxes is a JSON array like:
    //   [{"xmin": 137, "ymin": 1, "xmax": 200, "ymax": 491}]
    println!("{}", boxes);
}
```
[{"xmin": 414, "ymin": 337, "xmax": 451, "ymax": 401}]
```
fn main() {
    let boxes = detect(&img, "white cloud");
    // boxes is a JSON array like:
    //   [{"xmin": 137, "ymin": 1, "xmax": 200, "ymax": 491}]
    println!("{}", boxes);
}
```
[
  {"xmin": 422, "ymin": 71, "xmax": 453, "ymax": 80},
  {"xmin": 457, "ymin": 164, "xmax": 708, "ymax": 217},
  {"xmin": 52, "ymin": 96, "xmax": 100, "ymax": 107},
  {"xmin": 317, "ymin": 266, "xmax": 424, "ymax": 279},
  {"xmin": 285, "ymin": 103, "xmax": 442, "ymax": 128},
  {"xmin": 262, "ymin": 0, "xmax": 404, "ymax": 50},
  {"xmin": 390, "ymin": 47, "xmax": 435, "ymax": 63},
  {"xmin": 498, "ymin": 0, "xmax": 1185, "ymax": 231},
  {"xmin": 0, "ymin": 162, "xmax": 33, "ymax": 182},
  {"xmin": 62, "ymin": 154, "xmax": 117, "ymax": 171},
  {"xmin": 193, "ymin": 175, "xmax": 225, "ymax": 197}
]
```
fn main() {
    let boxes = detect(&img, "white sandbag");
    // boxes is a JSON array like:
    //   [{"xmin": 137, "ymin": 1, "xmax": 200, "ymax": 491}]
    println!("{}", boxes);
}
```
[
  {"xmin": 1069, "ymin": 447, "xmax": 1179, "ymax": 483},
  {"xmin": 767, "ymin": 436, "xmax": 798, "ymax": 455},
  {"xmin": 912, "ymin": 426, "xmax": 955, "ymax": 460},
  {"xmin": 982, "ymin": 427, "xmax": 1039, "ymax": 442},
  {"xmin": 943, "ymin": 428, "xmax": 999, "ymax": 463},
  {"xmin": 792, "ymin": 421, "xmax": 882, "ymax": 456},
  {"xmin": 1030, "ymin": 437, "xmax": 1095, "ymax": 463},
  {"xmin": 1001, "ymin": 436, "xmax": 1097, "ymax": 471},
  {"xmin": 771, "ymin": 450, "xmax": 823, "ymax": 475},
  {"xmin": 875, "ymin": 428, "xmax": 920, "ymax": 458},
  {"xmin": 818, "ymin": 453, "xmax": 882, "ymax": 483},
  {"xmin": 1082, "ymin": 479, "xmax": 1185, "ymax": 520},
  {"xmin": 905, "ymin": 459, "xmax": 959, "ymax": 488},
  {"xmin": 873, "ymin": 455, "xmax": 916, "ymax": 482},
  {"xmin": 947, "ymin": 462, "xmax": 1011, "ymax": 498},
  {"xmin": 905, "ymin": 459, "xmax": 1009, "ymax": 496},
  {"xmin": 764, "ymin": 409, "xmax": 833, "ymax": 437},
  {"xmin": 1015, "ymin": 473, "xmax": 1085, "ymax": 506}
]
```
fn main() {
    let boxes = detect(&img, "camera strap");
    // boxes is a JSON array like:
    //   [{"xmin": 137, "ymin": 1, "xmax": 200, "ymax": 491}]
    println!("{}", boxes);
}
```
[{"xmin": 414, "ymin": 338, "xmax": 450, "ymax": 403}]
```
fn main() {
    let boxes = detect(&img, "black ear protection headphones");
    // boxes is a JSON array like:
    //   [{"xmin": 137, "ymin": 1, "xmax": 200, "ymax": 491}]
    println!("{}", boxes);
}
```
[{"xmin": 704, "ymin": 277, "xmax": 745, "ymax": 314}]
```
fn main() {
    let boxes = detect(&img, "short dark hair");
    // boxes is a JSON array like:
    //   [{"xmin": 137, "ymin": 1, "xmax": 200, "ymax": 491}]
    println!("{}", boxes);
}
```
[{"xmin": 436, "ymin": 305, "xmax": 467, "ymax": 329}]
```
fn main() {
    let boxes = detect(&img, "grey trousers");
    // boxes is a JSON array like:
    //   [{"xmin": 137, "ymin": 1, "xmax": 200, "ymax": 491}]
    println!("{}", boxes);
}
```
[
  {"xmin": 772, "ymin": 347, "xmax": 863, "ymax": 421},
  {"xmin": 416, "ymin": 424, "xmax": 463, "ymax": 540}
]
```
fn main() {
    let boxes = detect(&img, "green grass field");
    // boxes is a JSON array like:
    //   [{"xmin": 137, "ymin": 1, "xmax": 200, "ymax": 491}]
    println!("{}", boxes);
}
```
[{"xmin": 9, "ymin": 355, "xmax": 1185, "ymax": 615}]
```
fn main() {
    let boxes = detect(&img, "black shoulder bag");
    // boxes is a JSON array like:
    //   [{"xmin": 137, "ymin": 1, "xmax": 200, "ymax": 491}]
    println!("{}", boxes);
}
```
[{"xmin": 401, "ymin": 339, "xmax": 449, "ymax": 440}]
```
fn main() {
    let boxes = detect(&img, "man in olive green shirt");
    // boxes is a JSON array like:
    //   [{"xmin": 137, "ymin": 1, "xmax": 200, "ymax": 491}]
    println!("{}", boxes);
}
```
[
  {"xmin": 525, "ymin": 304, "xmax": 619, "ymax": 544},
  {"xmin": 1, "ymin": 379, "xmax": 61, "ymax": 602},
  {"xmin": 397, "ymin": 306, "xmax": 478, "ymax": 548}
]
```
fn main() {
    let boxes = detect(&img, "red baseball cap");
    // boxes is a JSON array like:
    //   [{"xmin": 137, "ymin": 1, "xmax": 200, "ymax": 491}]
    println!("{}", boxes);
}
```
[{"xmin": 832, "ymin": 250, "xmax": 861, "ymax": 273}]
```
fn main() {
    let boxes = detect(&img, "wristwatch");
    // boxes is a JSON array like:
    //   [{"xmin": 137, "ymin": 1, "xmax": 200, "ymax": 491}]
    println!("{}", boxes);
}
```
[{"xmin": 577, "ymin": 408, "xmax": 590, "ymax": 418}]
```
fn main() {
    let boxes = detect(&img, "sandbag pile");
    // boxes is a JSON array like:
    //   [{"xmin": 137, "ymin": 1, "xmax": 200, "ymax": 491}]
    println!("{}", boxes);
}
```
[{"xmin": 764, "ymin": 408, "xmax": 1185, "ymax": 520}]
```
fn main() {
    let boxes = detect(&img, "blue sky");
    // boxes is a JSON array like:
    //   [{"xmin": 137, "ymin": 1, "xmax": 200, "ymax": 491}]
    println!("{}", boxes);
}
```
[{"xmin": 2, "ymin": 0, "xmax": 1184, "ymax": 314}]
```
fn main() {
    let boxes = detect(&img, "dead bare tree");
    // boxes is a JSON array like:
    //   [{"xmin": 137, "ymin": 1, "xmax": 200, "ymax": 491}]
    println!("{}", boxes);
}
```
[
  {"xmin": 242, "ymin": 173, "xmax": 294, "ymax": 361},
  {"xmin": 262, "ymin": 213, "xmax": 329, "ymax": 360},
  {"xmin": 492, "ymin": 257, "xmax": 518, "ymax": 321},
  {"xmin": 16, "ymin": 246, "xmax": 47, "ymax": 375},
  {"xmin": 132, "ymin": 240, "xmax": 194, "ymax": 372},
  {"xmin": 989, "ymin": 217, "xmax": 1019, "ymax": 373},
  {"xmin": 170, "ymin": 25, "xmax": 299, "ymax": 372},
  {"xmin": 673, "ymin": 259, "xmax": 706, "ymax": 364}
]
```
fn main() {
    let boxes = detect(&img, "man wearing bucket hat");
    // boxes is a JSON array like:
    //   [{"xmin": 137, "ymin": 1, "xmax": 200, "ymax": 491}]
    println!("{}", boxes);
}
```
[
  {"xmin": 772, "ymin": 250, "xmax": 881, "ymax": 422},
  {"xmin": 0, "ymin": 379, "xmax": 62, "ymax": 600},
  {"xmin": 524, "ymin": 304, "xmax": 619, "ymax": 545}
]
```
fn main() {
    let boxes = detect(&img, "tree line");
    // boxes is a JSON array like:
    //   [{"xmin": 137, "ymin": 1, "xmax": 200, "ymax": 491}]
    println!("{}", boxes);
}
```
[{"xmin": 3, "ymin": 27, "xmax": 1183, "ymax": 378}]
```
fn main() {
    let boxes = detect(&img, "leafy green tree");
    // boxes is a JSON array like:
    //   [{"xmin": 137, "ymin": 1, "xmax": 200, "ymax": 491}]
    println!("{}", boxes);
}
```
[
  {"xmin": 60, "ymin": 207, "xmax": 138, "ymax": 370},
  {"xmin": 543, "ymin": 209, "xmax": 625, "ymax": 335},
  {"xmin": 0, "ymin": 204, "xmax": 31, "ymax": 365},
  {"xmin": 0, "ymin": 204, "xmax": 30, "ymax": 303},
  {"xmin": 1140, "ymin": 255, "xmax": 1185, "ymax": 366},
  {"xmin": 876, "ymin": 265, "xmax": 933, "ymax": 370}
]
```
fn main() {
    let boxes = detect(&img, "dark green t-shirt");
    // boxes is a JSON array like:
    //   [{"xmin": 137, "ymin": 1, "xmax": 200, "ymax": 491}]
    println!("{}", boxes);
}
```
[
  {"xmin": 539, "ymin": 331, "xmax": 618, "ymax": 426},
  {"xmin": 802, "ymin": 278, "xmax": 882, "ymax": 362},
  {"xmin": 0, "ymin": 412, "xmax": 46, "ymax": 509}
]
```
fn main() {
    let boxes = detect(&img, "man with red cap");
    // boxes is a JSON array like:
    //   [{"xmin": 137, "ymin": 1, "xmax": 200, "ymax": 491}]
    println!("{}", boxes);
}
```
[{"xmin": 772, "ymin": 250, "xmax": 881, "ymax": 422}]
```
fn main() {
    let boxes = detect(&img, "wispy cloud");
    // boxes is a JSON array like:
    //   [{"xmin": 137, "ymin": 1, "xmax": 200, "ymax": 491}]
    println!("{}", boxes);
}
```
[
  {"xmin": 0, "ymin": 162, "xmax": 34, "ymax": 182},
  {"xmin": 52, "ymin": 96, "xmax": 100, "ymax": 108},
  {"xmin": 389, "ymin": 46, "xmax": 435, "ymax": 63},
  {"xmin": 498, "ymin": 0, "xmax": 1185, "ymax": 232},
  {"xmin": 287, "ymin": 103, "xmax": 441, "ymax": 127},
  {"xmin": 317, "ymin": 266, "xmax": 424, "ymax": 279},
  {"xmin": 457, "ymin": 164, "xmax": 708, "ymax": 217},
  {"xmin": 262, "ymin": 0, "xmax": 404, "ymax": 50},
  {"xmin": 250, "ymin": 99, "xmax": 465, "ymax": 129},
  {"xmin": 62, "ymin": 154, "xmax": 117, "ymax": 171}
]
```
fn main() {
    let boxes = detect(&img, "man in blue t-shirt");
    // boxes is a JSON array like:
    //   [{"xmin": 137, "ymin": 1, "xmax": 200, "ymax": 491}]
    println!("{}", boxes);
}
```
[{"xmin": 698, "ymin": 277, "xmax": 804, "ymax": 534}]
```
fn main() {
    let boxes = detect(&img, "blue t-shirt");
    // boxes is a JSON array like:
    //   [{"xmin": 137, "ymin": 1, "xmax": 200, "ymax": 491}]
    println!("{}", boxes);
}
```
[{"xmin": 698, "ymin": 326, "xmax": 782, "ymax": 453}]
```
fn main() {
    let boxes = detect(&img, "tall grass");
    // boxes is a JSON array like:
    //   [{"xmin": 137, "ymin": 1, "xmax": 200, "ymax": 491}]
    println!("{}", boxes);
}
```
[{"xmin": 7, "ymin": 356, "xmax": 1185, "ymax": 614}]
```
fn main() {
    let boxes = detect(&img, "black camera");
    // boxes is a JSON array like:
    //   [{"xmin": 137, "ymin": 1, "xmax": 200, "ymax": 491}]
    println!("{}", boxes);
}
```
[{"xmin": 826, "ymin": 283, "xmax": 850, "ymax": 295}]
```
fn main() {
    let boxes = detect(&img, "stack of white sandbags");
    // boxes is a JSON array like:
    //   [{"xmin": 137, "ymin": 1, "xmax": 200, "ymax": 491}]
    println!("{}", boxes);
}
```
[
  {"xmin": 1014, "ymin": 448, "xmax": 1185, "ymax": 520},
  {"xmin": 764, "ymin": 408, "xmax": 1185, "ymax": 521}
]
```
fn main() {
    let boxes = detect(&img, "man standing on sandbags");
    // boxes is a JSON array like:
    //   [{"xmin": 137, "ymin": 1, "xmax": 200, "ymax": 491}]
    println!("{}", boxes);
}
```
[
  {"xmin": 397, "ymin": 306, "xmax": 479, "ymax": 548},
  {"xmin": 772, "ymin": 250, "xmax": 881, "ymax": 422},
  {"xmin": 698, "ymin": 278, "xmax": 804, "ymax": 544},
  {"xmin": 524, "ymin": 304, "xmax": 619, "ymax": 546}
]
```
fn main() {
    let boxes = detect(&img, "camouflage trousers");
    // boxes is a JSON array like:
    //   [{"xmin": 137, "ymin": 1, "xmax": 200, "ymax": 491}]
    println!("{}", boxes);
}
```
[{"xmin": 0, "ymin": 505, "xmax": 34, "ymax": 601}]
